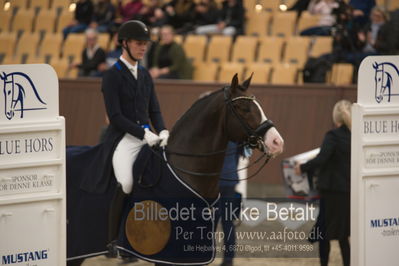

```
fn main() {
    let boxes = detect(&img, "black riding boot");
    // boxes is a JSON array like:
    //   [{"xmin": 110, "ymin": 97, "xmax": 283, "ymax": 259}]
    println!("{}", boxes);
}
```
[{"xmin": 107, "ymin": 183, "xmax": 128, "ymax": 257}]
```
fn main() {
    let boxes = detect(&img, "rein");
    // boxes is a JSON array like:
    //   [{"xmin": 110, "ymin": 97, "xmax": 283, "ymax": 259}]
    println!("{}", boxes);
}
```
[{"xmin": 147, "ymin": 146, "xmax": 272, "ymax": 182}]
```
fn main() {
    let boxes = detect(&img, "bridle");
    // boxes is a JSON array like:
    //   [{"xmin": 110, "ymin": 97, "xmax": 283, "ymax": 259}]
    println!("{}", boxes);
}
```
[
  {"xmin": 144, "ymin": 88, "xmax": 276, "ymax": 184},
  {"xmin": 224, "ymin": 87, "xmax": 275, "ymax": 152}
]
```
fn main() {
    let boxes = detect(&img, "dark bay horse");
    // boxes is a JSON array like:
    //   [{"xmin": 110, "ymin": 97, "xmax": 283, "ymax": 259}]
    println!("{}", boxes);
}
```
[{"xmin": 67, "ymin": 74, "xmax": 284, "ymax": 265}]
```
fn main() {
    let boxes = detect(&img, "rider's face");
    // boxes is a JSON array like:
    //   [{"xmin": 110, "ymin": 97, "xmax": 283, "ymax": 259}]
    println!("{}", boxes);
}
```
[{"xmin": 124, "ymin": 39, "xmax": 149, "ymax": 61}]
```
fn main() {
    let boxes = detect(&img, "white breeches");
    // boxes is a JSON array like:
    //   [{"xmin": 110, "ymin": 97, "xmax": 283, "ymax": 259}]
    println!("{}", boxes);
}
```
[{"xmin": 112, "ymin": 133, "xmax": 146, "ymax": 194}]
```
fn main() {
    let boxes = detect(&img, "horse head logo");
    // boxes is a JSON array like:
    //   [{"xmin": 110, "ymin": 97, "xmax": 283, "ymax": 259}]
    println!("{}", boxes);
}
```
[
  {"xmin": 1, "ymin": 71, "xmax": 46, "ymax": 120},
  {"xmin": 373, "ymin": 62, "xmax": 399, "ymax": 103}
]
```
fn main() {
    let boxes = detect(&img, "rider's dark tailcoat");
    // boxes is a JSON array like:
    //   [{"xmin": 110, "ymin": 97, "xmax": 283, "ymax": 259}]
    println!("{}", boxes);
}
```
[{"xmin": 78, "ymin": 59, "xmax": 166, "ymax": 193}]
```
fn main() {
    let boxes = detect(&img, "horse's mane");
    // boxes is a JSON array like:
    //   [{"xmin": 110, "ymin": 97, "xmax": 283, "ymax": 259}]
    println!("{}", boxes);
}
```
[{"xmin": 171, "ymin": 89, "xmax": 224, "ymax": 131}]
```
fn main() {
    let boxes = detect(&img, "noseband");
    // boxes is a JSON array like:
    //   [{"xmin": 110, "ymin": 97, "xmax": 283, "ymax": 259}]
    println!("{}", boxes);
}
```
[{"xmin": 224, "ymin": 87, "xmax": 275, "ymax": 152}]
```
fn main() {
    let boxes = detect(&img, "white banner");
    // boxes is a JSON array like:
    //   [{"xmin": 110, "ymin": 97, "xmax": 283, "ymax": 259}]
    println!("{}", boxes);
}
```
[
  {"xmin": 352, "ymin": 56, "xmax": 399, "ymax": 266},
  {"xmin": 0, "ymin": 64, "xmax": 65, "ymax": 266}
]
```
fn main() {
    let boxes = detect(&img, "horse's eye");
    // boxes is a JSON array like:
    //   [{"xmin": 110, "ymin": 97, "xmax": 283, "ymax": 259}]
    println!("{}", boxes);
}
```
[
  {"xmin": 241, "ymin": 107, "xmax": 251, "ymax": 113},
  {"xmin": 7, "ymin": 90, "xmax": 11, "ymax": 95},
  {"xmin": 378, "ymin": 78, "xmax": 381, "ymax": 81}
]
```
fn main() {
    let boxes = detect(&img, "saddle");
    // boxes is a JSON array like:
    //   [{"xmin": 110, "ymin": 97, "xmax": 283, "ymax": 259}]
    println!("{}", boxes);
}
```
[{"xmin": 116, "ymin": 145, "xmax": 219, "ymax": 265}]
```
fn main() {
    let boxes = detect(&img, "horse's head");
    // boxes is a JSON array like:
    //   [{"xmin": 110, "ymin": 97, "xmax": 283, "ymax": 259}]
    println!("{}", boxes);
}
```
[
  {"xmin": 224, "ymin": 73, "xmax": 284, "ymax": 158},
  {"xmin": 374, "ymin": 62, "xmax": 393, "ymax": 103},
  {"xmin": 1, "ymin": 72, "xmax": 15, "ymax": 120}
]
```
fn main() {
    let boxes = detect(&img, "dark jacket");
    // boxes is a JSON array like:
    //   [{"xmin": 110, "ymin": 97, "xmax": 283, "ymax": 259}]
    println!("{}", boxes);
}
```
[
  {"xmin": 79, "ymin": 47, "xmax": 106, "ymax": 76},
  {"xmin": 151, "ymin": 41, "xmax": 193, "ymax": 79},
  {"xmin": 300, "ymin": 125, "xmax": 351, "ymax": 193},
  {"xmin": 75, "ymin": 0, "xmax": 94, "ymax": 25},
  {"xmin": 102, "ymin": 59, "xmax": 166, "ymax": 139},
  {"xmin": 219, "ymin": 0, "xmax": 245, "ymax": 34},
  {"xmin": 78, "ymin": 59, "xmax": 166, "ymax": 193}
]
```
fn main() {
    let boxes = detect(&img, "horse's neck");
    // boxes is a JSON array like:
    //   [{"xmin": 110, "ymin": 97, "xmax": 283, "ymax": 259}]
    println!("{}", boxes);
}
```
[{"xmin": 167, "ymin": 95, "xmax": 228, "ymax": 199}]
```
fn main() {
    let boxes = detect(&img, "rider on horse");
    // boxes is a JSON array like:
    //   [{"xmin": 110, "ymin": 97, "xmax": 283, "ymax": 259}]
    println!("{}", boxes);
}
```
[{"xmin": 101, "ymin": 20, "xmax": 169, "ymax": 246}]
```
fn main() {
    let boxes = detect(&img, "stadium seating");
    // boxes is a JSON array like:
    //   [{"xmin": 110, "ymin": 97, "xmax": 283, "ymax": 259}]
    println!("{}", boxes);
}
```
[
  {"xmin": 257, "ymin": 36, "xmax": 284, "ymax": 64},
  {"xmin": 309, "ymin": 36, "xmax": 333, "ymax": 58},
  {"xmin": 183, "ymin": 35, "xmax": 208, "ymax": 65},
  {"xmin": 56, "ymin": 9, "xmax": 74, "ymax": 33},
  {"xmin": 193, "ymin": 62, "xmax": 219, "ymax": 82},
  {"xmin": 205, "ymin": 35, "xmax": 232, "ymax": 63},
  {"xmin": 52, "ymin": 0, "xmax": 73, "ymax": 12},
  {"xmin": 62, "ymin": 33, "xmax": 86, "ymax": 61},
  {"xmin": 38, "ymin": 33, "xmax": 63, "ymax": 59},
  {"xmin": 0, "ymin": 32, "xmax": 18, "ymax": 58},
  {"xmin": 283, "ymin": 36, "xmax": 311, "ymax": 67},
  {"xmin": 245, "ymin": 63, "xmax": 272, "ymax": 84},
  {"xmin": 31, "ymin": 0, "xmax": 51, "ymax": 11},
  {"xmin": 231, "ymin": 36, "xmax": 258, "ymax": 63},
  {"xmin": 12, "ymin": 9, "xmax": 35, "ymax": 33},
  {"xmin": 270, "ymin": 11, "xmax": 296, "ymax": 37},
  {"xmin": 329, "ymin": 63, "xmax": 354, "ymax": 85},
  {"xmin": 246, "ymin": 11, "xmax": 271, "ymax": 36},
  {"xmin": 296, "ymin": 11, "xmax": 321, "ymax": 34},
  {"xmin": 35, "ymin": 9, "xmax": 57, "ymax": 33},
  {"xmin": 218, "ymin": 62, "xmax": 245, "ymax": 83},
  {"xmin": 6, "ymin": 0, "xmax": 28, "ymax": 11},
  {"xmin": 15, "ymin": 32, "xmax": 41, "ymax": 58},
  {"xmin": 0, "ymin": 9, "xmax": 12, "ymax": 32},
  {"xmin": 270, "ymin": 63, "xmax": 298, "ymax": 85},
  {"xmin": 259, "ymin": 0, "xmax": 280, "ymax": 12}
]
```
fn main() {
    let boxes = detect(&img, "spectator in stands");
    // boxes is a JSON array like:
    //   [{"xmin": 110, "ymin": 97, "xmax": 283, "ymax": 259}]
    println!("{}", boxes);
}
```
[
  {"xmin": 349, "ymin": 0, "xmax": 376, "ymax": 26},
  {"xmin": 116, "ymin": 0, "xmax": 144, "ymax": 23},
  {"xmin": 163, "ymin": 0, "xmax": 196, "ymax": 33},
  {"xmin": 63, "ymin": 0, "xmax": 94, "ymax": 39},
  {"xmin": 288, "ymin": 0, "xmax": 312, "ymax": 17},
  {"xmin": 149, "ymin": 25, "xmax": 192, "ymax": 79},
  {"xmin": 90, "ymin": 0, "xmax": 116, "ymax": 33},
  {"xmin": 69, "ymin": 28, "xmax": 106, "ymax": 77},
  {"xmin": 357, "ymin": 6, "xmax": 388, "ymax": 54},
  {"xmin": 195, "ymin": 0, "xmax": 245, "ymax": 36},
  {"xmin": 375, "ymin": 8, "xmax": 399, "ymax": 54},
  {"xmin": 193, "ymin": 0, "xmax": 220, "ymax": 33},
  {"xmin": 137, "ymin": 0, "xmax": 168, "ymax": 32},
  {"xmin": 300, "ymin": 0, "xmax": 339, "ymax": 36},
  {"xmin": 326, "ymin": 5, "xmax": 386, "ymax": 70},
  {"xmin": 99, "ymin": 32, "xmax": 123, "ymax": 71}
]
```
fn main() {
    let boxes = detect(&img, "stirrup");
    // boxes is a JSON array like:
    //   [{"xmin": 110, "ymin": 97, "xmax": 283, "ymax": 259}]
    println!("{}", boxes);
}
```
[{"xmin": 106, "ymin": 240, "xmax": 119, "ymax": 258}]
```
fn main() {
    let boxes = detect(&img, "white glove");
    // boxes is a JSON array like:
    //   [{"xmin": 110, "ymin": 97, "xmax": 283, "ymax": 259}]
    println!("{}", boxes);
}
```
[
  {"xmin": 143, "ymin": 128, "xmax": 161, "ymax": 147},
  {"xmin": 159, "ymin": 130, "xmax": 169, "ymax": 147}
]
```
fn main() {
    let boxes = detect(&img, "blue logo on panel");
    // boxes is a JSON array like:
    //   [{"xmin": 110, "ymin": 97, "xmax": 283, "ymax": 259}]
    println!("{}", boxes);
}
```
[
  {"xmin": 1, "ymin": 71, "xmax": 47, "ymax": 120},
  {"xmin": 373, "ymin": 62, "xmax": 399, "ymax": 103}
]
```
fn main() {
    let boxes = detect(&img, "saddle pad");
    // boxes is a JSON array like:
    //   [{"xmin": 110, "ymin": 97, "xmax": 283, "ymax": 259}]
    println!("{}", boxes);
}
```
[{"xmin": 116, "ymin": 145, "xmax": 219, "ymax": 265}]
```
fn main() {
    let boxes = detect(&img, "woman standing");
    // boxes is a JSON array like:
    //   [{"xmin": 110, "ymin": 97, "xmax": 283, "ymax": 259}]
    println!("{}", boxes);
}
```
[{"xmin": 295, "ymin": 99, "xmax": 352, "ymax": 266}]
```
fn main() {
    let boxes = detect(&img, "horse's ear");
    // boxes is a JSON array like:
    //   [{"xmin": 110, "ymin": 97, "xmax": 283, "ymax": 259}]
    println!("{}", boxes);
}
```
[
  {"xmin": 241, "ymin": 72, "xmax": 253, "ymax": 91},
  {"xmin": 373, "ymin": 62, "xmax": 378, "ymax": 69},
  {"xmin": 230, "ymin": 73, "xmax": 239, "ymax": 93}
]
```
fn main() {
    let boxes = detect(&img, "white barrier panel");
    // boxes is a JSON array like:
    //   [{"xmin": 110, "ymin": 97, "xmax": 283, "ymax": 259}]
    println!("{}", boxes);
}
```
[
  {"xmin": 0, "ymin": 64, "xmax": 65, "ymax": 266},
  {"xmin": 352, "ymin": 56, "xmax": 399, "ymax": 266}
]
